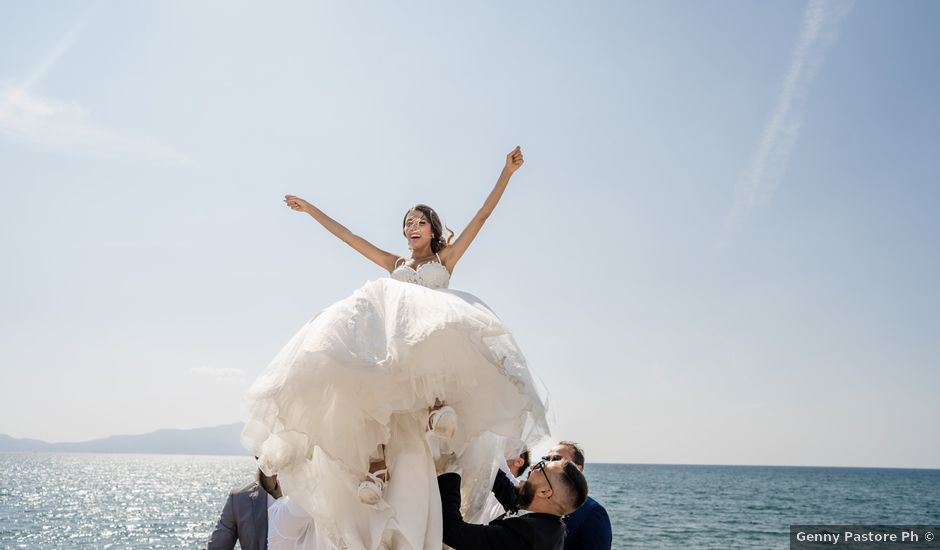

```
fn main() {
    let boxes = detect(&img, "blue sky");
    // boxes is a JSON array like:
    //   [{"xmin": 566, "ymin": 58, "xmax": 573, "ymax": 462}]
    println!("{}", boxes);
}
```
[{"xmin": 1, "ymin": 1, "xmax": 938, "ymax": 468}]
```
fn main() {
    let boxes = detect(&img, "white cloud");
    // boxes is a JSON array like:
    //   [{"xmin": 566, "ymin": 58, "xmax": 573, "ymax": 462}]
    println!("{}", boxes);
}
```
[
  {"xmin": 0, "ymin": 1, "xmax": 182, "ymax": 162},
  {"xmin": 717, "ymin": 0, "xmax": 855, "ymax": 250},
  {"xmin": 189, "ymin": 366, "xmax": 248, "ymax": 386},
  {"xmin": 0, "ymin": 85, "xmax": 184, "ymax": 162}
]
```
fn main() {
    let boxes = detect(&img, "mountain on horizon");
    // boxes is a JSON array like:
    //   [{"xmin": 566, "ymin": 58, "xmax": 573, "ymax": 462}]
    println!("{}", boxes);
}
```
[{"xmin": 0, "ymin": 423, "xmax": 248, "ymax": 455}]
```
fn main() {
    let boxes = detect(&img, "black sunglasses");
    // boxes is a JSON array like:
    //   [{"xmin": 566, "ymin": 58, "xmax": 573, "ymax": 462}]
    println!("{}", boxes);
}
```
[
  {"xmin": 531, "ymin": 460, "xmax": 554, "ymax": 497},
  {"xmin": 541, "ymin": 454, "xmax": 564, "ymax": 462}
]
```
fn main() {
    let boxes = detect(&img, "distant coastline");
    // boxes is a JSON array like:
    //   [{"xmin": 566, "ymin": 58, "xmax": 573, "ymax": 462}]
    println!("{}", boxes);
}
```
[
  {"xmin": 0, "ymin": 423, "xmax": 246, "ymax": 455},
  {"xmin": 3, "ymin": 426, "xmax": 937, "ymax": 471}
]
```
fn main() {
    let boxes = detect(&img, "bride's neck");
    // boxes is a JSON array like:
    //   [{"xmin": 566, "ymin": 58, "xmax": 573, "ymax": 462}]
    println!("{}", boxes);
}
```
[{"xmin": 409, "ymin": 245, "xmax": 434, "ymax": 259}]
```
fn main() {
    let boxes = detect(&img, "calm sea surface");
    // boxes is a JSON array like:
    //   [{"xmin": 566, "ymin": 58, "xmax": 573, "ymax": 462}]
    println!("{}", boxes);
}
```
[{"xmin": 1, "ymin": 453, "xmax": 938, "ymax": 549}]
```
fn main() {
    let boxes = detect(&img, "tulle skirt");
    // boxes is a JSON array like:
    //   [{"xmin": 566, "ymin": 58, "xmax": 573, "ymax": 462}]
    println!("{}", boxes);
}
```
[{"xmin": 241, "ymin": 278, "xmax": 550, "ymax": 550}]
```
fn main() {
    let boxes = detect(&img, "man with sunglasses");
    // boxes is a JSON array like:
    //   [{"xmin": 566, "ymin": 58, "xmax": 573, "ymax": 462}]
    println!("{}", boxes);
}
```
[
  {"xmin": 546, "ymin": 441, "xmax": 612, "ymax": 550},
  {"xmin": 437, "ymin": 454, "xmax": 588, "ymax": 549}
]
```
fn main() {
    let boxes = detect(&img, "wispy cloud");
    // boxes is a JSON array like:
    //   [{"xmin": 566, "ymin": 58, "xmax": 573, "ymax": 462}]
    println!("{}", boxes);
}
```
[
  {"xmin": 0, "ymin": 1, "xmax": 183, "ymax": 162},
  {"xmin": 717, "ymin": 0, "xmax": 855, "ymax": 250},
  {"xmin": 0, "ymin": 85, "xmax": 184, "ymax": 161},
  {"xmin": 189, "ymin": 367, "xmax": 248, "ymax": 386}
]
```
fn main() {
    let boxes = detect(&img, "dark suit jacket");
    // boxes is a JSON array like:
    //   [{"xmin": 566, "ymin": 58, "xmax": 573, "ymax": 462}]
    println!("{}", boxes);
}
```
[
  {"xmin": 439, "ymin": 472, "xmax": 566, "ymax": 550},
  {"xmin": 207, "ymin": 481, "xmax": 269, "ymax": 550},
  {"xmin": 490, "ymin": 469, "xmax": 520, "ymax": 514},
  {"xmin": 563, "ymin": 496, "xmax": 612, "ymax": 550}
]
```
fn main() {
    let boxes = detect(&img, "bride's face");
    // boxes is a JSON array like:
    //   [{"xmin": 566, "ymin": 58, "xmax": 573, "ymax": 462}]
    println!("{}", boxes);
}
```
[{"xmin": 403, "ymin": 210, "xmax": 433, "ymax": 250}]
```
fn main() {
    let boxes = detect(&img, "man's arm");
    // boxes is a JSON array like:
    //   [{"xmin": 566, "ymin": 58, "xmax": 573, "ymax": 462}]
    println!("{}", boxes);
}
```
[
  {"xmin": 439, "ymin": 473, "xmax": 524, "ymax": 549},
  {"xmin": 206, "ymin": 493, "xmax": 238, "ymax": 550},
  {"xmin": 491, "ymin": 469, "xmax": 519, "ymax": 514}
]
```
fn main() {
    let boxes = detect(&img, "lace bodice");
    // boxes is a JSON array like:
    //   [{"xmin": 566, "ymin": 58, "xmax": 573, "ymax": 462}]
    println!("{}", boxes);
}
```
[{"xmin": 390, "ymin": 256, "xmax": 450, "ymax": 289}]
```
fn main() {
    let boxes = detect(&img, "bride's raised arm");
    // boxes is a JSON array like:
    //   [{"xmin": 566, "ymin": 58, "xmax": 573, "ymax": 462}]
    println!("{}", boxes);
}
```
[
  {"xmin": 440, "ymin": 146, "xmax": 524, "ymax": 271},
  {"xmin": 284, "ymin": 195, "xmax": 400, "ymax": 272}
]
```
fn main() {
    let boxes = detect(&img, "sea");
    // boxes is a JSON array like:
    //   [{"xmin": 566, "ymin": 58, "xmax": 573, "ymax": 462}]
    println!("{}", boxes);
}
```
[{"xmin": 1, "ymin": 453, "xmax": 938, "ymax": 549}]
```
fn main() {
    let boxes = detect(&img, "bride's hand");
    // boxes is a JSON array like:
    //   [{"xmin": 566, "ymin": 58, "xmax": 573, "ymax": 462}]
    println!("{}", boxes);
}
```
[
  {"xmin": 284, "ymin": 195, "xmax": 312, "ymax": 213},
  {"xmin": 504, "ymin": 146, "xmax": 524, "ymax": 174}
]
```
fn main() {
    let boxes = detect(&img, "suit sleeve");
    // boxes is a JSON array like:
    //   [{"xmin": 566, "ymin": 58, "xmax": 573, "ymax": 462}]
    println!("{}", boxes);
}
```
[
  {"xmin": 578, "ymin": 506, "xmax": 613, "ymax": 550},
  {"xmin": 490, "ymin": 470, "xmax": 519, "ymax": 514},
  {"xmin": 439, "ymin": 473, "xmax": 524, "ymax": 550},
  {"xmin": 206, "ymin": 492, "xmax": 238, "ymax": 550}
]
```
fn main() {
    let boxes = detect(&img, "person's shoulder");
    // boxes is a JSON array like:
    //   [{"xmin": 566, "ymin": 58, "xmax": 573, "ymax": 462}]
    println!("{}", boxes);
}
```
[
  {"xmin": 583, "ymin": 496, "xmax": 611, "ymax": 523},
  {"xmin": 229, "ymin": 481, "xmax": 261, "ymax": 496},
  {"xmin": 504, "ymin": 514, "xmax": 566, "ymax": 547},
  {"xmin": 568, "ymin": 497, "xmax": 610, "ymax": 527},
  {"xmin": 509, "ymin": 513, "xmax": 565, "ymax": 531}
]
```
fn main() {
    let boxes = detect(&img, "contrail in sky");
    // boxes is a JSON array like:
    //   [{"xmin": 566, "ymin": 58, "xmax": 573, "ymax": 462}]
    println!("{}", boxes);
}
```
[
  {"xmin": 0, "ymin": 1, "xmax": 183, "ymax": 162},
  {"xmin": 717, "ymin": 0, "xmax": 855, "ymax": 250},
  {"xmin": 20, "ymin": 3, "xmax": 102, "ymax": 91}
]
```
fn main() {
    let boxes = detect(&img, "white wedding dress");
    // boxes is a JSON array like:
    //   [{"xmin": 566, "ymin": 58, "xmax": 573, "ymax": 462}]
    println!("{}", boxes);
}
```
[{"xmin": 241, "ymin": 260, "xmax": 550, "ymax": 550}]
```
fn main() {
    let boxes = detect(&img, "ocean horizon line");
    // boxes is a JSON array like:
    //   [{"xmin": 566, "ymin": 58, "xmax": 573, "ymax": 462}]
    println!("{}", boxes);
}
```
[
  {"xmin": 2, "ymin": 449, "xmax": 937, "ymax": 472},
  {"xmin": 4, "ymin": 423, "xmax": 938, "ymax": 471}
]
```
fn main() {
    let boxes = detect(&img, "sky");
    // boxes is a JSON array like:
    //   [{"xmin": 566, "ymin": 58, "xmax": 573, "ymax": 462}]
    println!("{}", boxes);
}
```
[{"xmin": 1, "ymin": 1, "xmax": 938, "ymax": 469}]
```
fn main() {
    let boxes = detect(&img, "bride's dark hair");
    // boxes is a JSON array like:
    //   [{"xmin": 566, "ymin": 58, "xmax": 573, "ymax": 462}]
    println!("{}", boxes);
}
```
[{"xmin": 403, "ymin": 204, "xmax": 454, "ymax": 253}]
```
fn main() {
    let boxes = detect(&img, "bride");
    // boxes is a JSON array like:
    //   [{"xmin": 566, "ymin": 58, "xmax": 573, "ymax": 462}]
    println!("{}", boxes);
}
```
[{"xmin": 241, "ymin": 146, "xmax": 550, "ymax": 550}]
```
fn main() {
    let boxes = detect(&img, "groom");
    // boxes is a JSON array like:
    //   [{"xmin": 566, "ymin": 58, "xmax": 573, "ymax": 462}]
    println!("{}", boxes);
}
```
[
  {"xmin": 207, "ymin": 465, "xmax": 281, "ymax": 550},
  {"xmin": 438, "ymin": 457, "xmax": 588, "ymax": 549}
]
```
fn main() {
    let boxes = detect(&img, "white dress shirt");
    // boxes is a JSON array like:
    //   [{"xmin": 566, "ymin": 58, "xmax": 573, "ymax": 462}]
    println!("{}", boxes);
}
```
[{"xmin": 267, "ymin": 496, "xmax": 330, "ymax": 550}]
